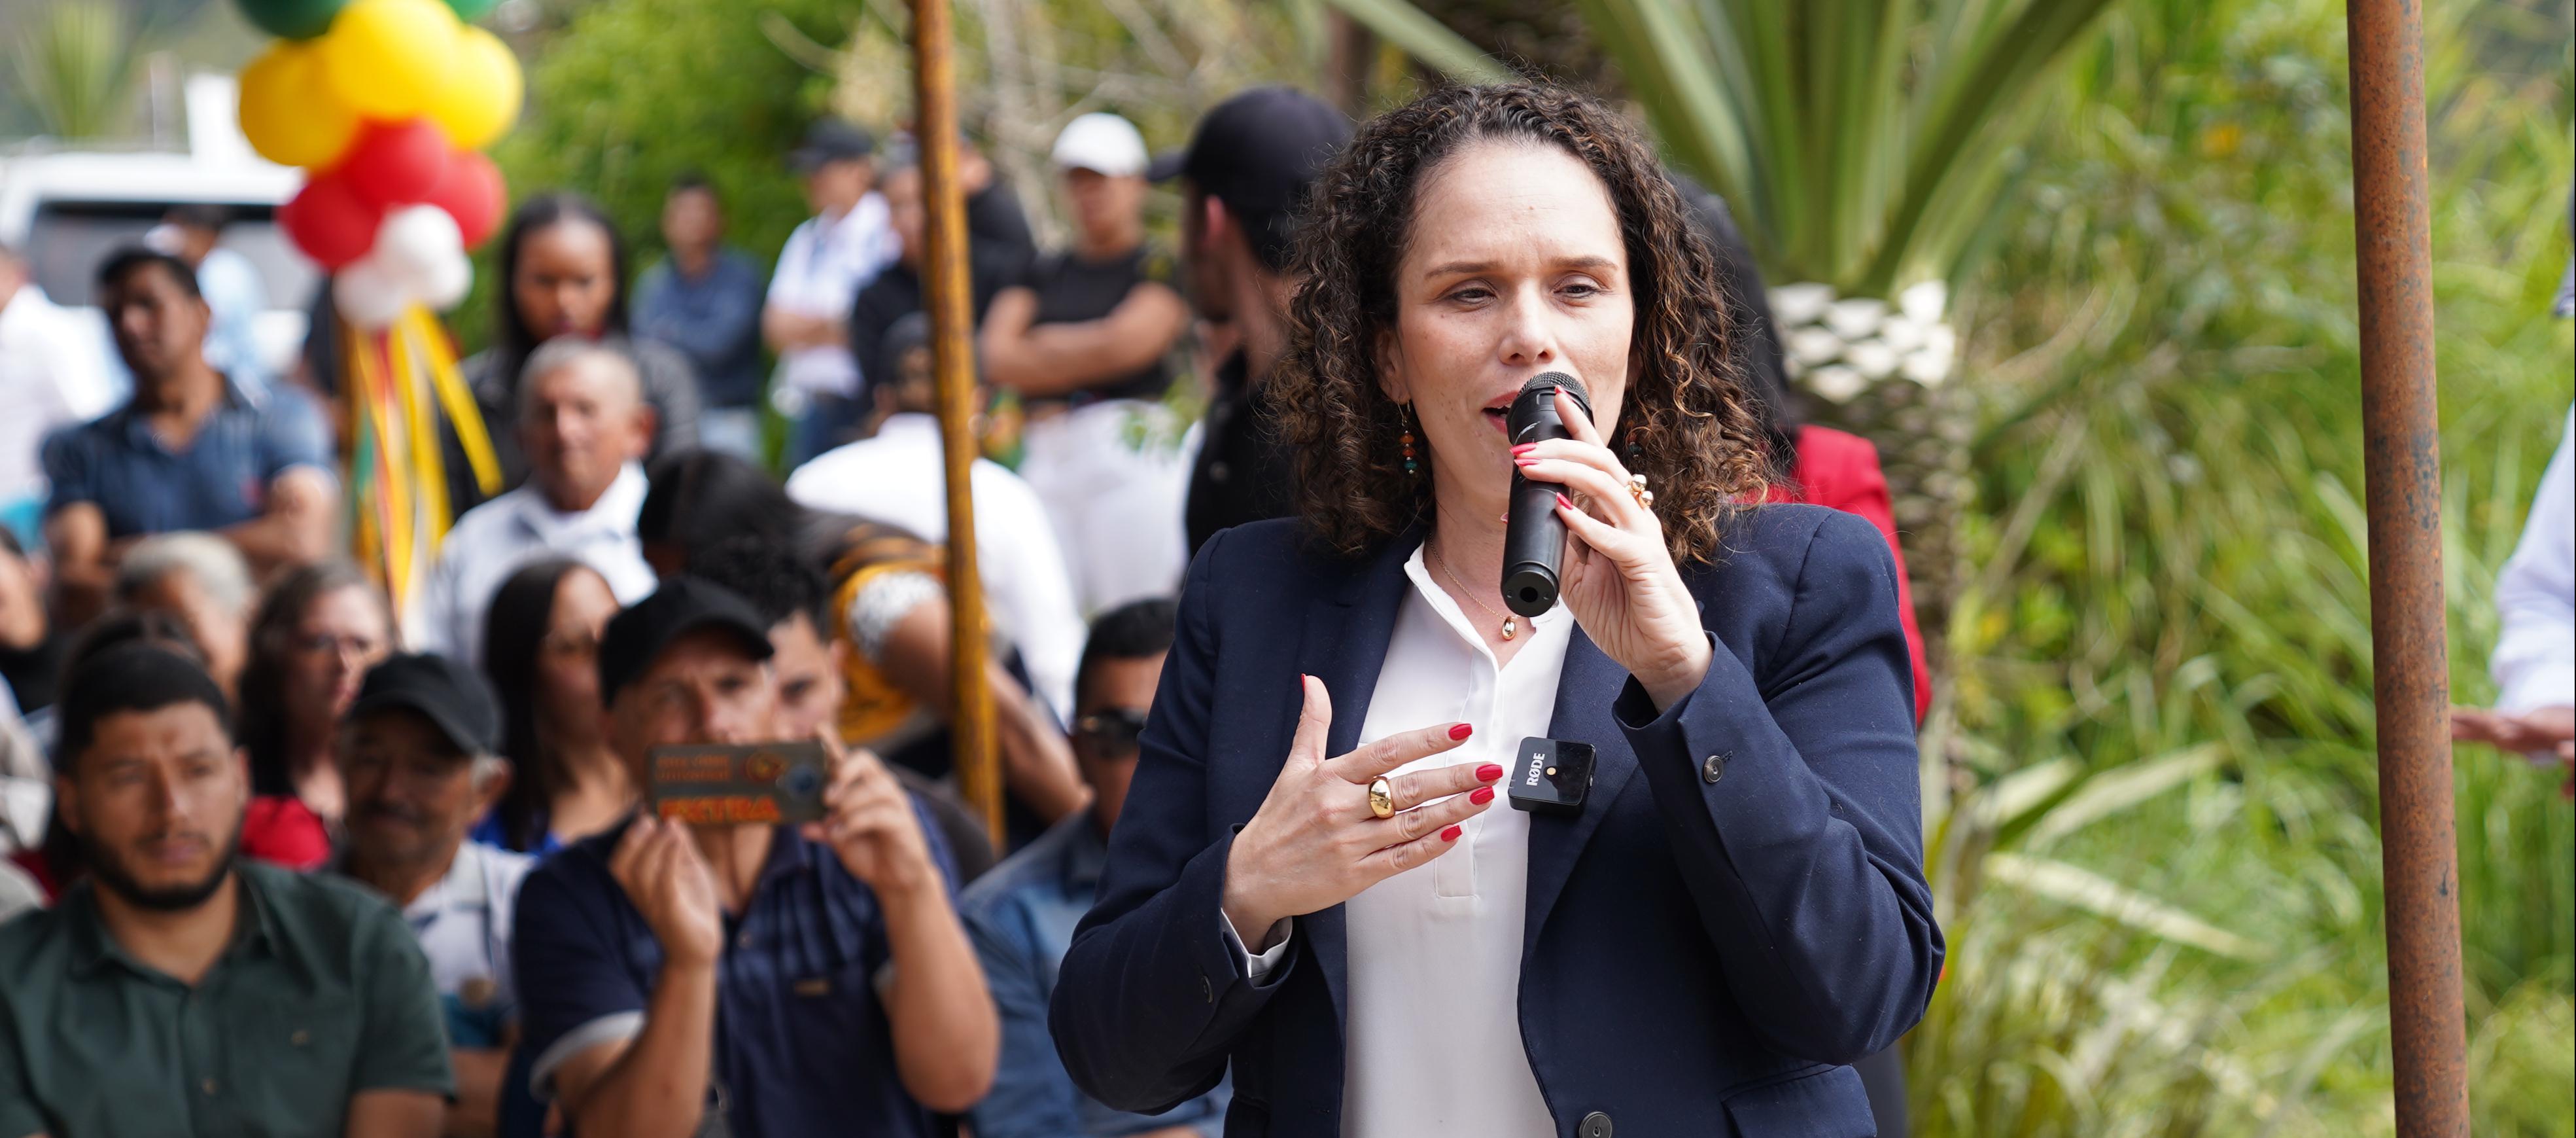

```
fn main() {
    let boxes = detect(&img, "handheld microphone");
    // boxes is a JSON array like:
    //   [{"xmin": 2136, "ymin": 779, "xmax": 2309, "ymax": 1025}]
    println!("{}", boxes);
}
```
[{"xmin": 1501, "ymin": 372, "xmax": 1592, "ymax": 618}]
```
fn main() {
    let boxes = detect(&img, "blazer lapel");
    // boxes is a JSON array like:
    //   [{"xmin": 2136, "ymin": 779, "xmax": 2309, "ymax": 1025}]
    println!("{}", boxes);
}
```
[
  {"xmin": 1293, "ymin": 529, "xmax": 1421, "ymax": 1039},
  {"xmin": 1522, "ymin": 624, "xmax": 1641, "ymax": 946}
]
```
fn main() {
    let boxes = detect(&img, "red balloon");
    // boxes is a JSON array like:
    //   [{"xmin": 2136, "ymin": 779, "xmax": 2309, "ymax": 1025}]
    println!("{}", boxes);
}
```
[
  {"xmin": 424, "ymin": 150, "xmax": 506, "ymax": 248},
  {"xmin": 339, "ymin": 118, "xmax": 452, "ymax": 207},
  {"xmin": 280, "ymin": 173, "xmax": 383, "ymax": 270}
]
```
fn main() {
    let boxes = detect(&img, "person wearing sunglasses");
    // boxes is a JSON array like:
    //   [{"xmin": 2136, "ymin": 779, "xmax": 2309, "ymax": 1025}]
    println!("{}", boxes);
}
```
[{"xmin": 960, "ymin": 598, "xmax": 1227, "ymax": 1138}]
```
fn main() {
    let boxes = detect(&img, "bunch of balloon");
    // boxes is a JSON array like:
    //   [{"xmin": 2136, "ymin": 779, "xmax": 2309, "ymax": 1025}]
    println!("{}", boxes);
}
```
[{"xmin": 235, "ymin": 0, "xmax": 516, "ymax": 609}]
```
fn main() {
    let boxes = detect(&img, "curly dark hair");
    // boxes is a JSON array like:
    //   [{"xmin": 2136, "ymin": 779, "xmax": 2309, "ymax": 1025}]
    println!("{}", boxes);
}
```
[{"xmin": 1274, "ymin": 82, "xmax": 1771, "ymax": 565}]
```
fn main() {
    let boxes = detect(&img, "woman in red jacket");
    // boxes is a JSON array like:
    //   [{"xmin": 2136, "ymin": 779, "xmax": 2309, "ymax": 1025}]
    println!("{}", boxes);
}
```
[{"xmin": 1684, "ymin": 182, "xmax": 1934, "ymax": 726}]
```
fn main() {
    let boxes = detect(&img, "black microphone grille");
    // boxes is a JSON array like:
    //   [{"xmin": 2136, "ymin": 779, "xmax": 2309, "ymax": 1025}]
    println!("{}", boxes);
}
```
[{"xmin": 1520, "ymin": 372, "xmax": 1592, "ymax": 413}]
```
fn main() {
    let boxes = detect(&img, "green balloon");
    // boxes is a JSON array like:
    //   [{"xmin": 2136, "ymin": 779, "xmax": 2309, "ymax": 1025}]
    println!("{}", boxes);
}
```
[
  {"xmin": 444, "ymin": 0, "xmax": 499, "ymax": 20},
  {"xmin": 235, "ymin": 0, "xmax": 347, "ymax": 39}
]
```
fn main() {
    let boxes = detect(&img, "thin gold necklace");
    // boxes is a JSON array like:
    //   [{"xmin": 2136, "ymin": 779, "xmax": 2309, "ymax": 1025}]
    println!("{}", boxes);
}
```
[{"xmin": 1429, "ymin": 538, "xmax": 1517, "ymax": 641}]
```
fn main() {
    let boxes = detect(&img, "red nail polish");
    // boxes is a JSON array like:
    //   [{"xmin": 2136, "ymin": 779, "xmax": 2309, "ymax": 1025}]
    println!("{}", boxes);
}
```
[
  {"xmin": 1556, "ymin": 492, "xmax": 1573, "ymax": 509},
  {"xmin": 1448, "ymin": 723, "xmax": 1473, "ymax": 740},
  {"xmin": 1471, "ymin": 787, "xmax": 1495, "ymax": 804},
  {"xmin": 1442, "ymin": 825, "xmax": 1463, "ymax": 842},
  {"xmin": 1476, "ymin": 763, "xmax": 1503, "ymax": 781},
  {"xmin": 1514, "ymin": 457, "xmax": 1540, "ymax": 467},
  {"xmin": 1510, "ymin": 443, "xmax": 1537, "ymax": 455}
]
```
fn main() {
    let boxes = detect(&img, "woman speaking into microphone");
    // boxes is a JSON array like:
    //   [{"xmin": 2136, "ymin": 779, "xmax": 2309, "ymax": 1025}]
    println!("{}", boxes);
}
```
[{"xmin": 1052, "ymin": 83, "xmax": 1941, "ymax": 1137}]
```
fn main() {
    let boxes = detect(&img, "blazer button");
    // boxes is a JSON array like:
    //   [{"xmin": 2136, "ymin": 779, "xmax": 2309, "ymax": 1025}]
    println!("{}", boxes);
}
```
[
  {"xmin": 1580, "ymin": 1111, "xmax": 1613, "ymax": 1138},
  {"xmin": 1702, "ymin": 753, "xmax": 1728, "ymax": 783},
  {"xmin": 1200, "ymin": 973, "xmax": 1213, "ymax": 1003}
]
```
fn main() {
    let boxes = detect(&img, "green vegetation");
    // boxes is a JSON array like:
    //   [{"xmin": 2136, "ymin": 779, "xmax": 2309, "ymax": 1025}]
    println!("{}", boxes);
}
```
[
  {"xmin": 1920, "ymin": 0, "xmax": 2573, "ymax": 1131},
  {"xmin": 8, "ymin": 0, "xmax": 146, "ymax": 141}
]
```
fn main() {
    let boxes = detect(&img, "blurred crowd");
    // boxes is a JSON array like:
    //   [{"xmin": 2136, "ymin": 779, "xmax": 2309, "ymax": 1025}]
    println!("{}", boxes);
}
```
[
  {"xmin": 0, "ymin": 73, "xmax": 2562, "ymax": 1138},
  {"xmin": 0, "ymin": 87, "xmax": 1374, "ymax": 1138}
]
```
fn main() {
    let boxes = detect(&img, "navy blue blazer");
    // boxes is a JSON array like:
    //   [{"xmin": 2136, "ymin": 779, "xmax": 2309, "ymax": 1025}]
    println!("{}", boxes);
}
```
[{"xmin": 1051, "ymin": 506, "xmax": 1943, "ymax": 1137}]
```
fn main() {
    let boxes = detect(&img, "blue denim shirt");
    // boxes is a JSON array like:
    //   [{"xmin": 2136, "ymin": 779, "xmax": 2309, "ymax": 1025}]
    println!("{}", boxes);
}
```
[
  {"xmin": 39, "ymin": 377, "xmax": 331, "ymax": 539},
  {"xmin": 960, "ymin": 814, "xmax": 1227, "ymax": 1138},
  {"xmin": 633, "ymin": 249, "xmax": 767, "ymax": 410}
]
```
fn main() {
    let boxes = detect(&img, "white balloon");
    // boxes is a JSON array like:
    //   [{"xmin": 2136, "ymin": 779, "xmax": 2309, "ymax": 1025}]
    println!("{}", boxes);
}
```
[
  {"xmin": 334, "ymin": 258, "xmax": 411, "ymax": 330},
  {"xmin": 374, "ymin": 205, "xmax": 466, "ymax": 287},
  {"xmin": 421, "ymin": 248, "xmax": 473, "ymax": 311}
]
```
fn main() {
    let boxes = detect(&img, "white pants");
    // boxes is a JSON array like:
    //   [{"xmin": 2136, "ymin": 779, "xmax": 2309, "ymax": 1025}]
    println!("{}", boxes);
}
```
[{"xmin": 1018, "ymin": 399, "xmax": 1190, "ymax": 614}]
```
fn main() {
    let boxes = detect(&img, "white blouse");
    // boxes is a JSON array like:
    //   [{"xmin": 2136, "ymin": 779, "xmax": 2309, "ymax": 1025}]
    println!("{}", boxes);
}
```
[{"xmin": 1236, "ymin": 541, "xmax": 1573, "ymax": 1137}]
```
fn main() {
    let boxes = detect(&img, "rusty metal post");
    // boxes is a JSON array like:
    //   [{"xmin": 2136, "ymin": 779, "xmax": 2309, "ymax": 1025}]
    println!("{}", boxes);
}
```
[
  {"xmin": 911, "ymin": 0, "xmax": 1005, "ymax": 848},
  {"xmin": 2345, "ymin": 0, "xmax": 2468, "ymax": 1133}
]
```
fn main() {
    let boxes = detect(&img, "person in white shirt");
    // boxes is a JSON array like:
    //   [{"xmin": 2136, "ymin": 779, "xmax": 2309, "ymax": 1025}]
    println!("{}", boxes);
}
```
[
  {"xmin": 0, "ymin": 242, "xmax": 118, "ymax": 535},
  {"xmin": 980, "ymin": 113, "xmax": 1194, "ymax": 614},
  {"xmin": 411, "ymin": 340, "xmax": 659, "ymax": 664},
  {"xmin": 787, "ymin": 312, "xmax": 1087, "ymax": 723},
  {"xmin": 2456, "ymin": 405, "xmax": 2575, "ymax": 775},
  {"xmin": 766, "ymin": 119, "xmax": 902, "ymax": 467}
]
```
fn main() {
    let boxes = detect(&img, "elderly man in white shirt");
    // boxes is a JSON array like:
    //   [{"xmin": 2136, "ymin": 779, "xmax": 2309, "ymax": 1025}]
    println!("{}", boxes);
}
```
[
  {"xmin": 411, "ymin": 340, "xmax": 659, "ymax": 665},
  {"xmin": 0, "ymin": 243, "xmax": 117, "ymax": 530},
  {"xmin": 2456, "ymin": 406, "xmax": 2575, "ymax": 773},
  {"xmin": 786, "ymin": 313, "xmax": 1086, "ymax": 723},
  {"xmin": 766, "ymin": 119, "xmax": 902, "ymax": 467}
]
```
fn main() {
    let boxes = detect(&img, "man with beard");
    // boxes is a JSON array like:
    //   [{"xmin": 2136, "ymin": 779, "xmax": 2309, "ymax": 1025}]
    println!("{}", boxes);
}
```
[
  {"xmin": 330, "ymin": 654, "xmax": 532, "ymax": 1138},
  {"xmin": 0, "ymin": 643, "xmax": 451, "ymax": 1137}
]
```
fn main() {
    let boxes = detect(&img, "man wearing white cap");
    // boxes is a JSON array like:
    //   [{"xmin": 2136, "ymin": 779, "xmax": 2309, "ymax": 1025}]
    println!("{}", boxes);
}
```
[{"xmin": 980, "ymin": 113, "xmax": 1192, "ymax": 613}]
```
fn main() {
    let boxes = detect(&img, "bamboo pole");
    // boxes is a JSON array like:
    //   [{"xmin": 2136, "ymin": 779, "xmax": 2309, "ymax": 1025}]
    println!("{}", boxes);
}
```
[
  {"xmin": 2344, "ymin": 0, "xmax": 2468, "ymax": 1132},
  {"xmin": 911, "ymin": 0, "xmax": 1005, "ymax": 848}
]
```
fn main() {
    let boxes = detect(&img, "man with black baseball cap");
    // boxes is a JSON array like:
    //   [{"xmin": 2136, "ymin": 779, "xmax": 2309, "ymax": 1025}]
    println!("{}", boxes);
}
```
[
  {"xmin": 511, "ymin": 578, "xmax": 998, "ymax": 1138},
  {"xmin": 331, "ymin": 652, "xmax": 531, "ymax": 1138},
  {"xmin": 769, "ymin": 118, "xmax": 902, "ymax": 466},
  {"xmin": 1153, "ymin": 87, "xmax": 1352, "ymax": 556}
]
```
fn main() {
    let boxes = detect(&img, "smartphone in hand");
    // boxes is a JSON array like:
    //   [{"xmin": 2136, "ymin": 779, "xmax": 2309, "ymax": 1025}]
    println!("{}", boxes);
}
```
[{"xmin": 647, "ymin": 741, "xmax": 832, "ymax": 825}]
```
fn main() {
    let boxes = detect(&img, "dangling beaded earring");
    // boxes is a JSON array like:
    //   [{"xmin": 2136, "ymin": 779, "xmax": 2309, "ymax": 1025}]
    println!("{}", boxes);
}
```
[
  {"xmin": 1401, "ymin": 405, "xmax": 1420, "ymax": 476},
  {"xmin": 1625, "ymin": 426, "xmax": 1646, "ymax": 468}
]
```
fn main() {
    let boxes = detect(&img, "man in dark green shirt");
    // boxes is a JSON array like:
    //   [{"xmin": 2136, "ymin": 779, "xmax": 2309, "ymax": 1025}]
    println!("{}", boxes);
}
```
[{"xmin": 0, "ymin": 643, "xmax": 451, "ymax": 1138}]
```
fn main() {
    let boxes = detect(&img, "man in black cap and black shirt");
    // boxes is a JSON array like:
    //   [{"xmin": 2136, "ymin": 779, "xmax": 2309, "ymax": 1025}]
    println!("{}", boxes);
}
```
[
  {"xmin": 1152, "ymin": 87, "xmax": 1352, "ymax": 557},
  {"xmin": 510, "ymin": 578, "xmax": 998, "ymax": 1138},
  {"xmin": 330, "ymin": 652, "xmax": 531, "ymax": 1138}
]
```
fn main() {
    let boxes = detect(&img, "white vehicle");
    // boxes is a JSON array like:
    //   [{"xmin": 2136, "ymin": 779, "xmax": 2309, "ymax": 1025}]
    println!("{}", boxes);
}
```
[{"xmin": 0, "ymin": 75, "xmax": 317, "ymax": 382}]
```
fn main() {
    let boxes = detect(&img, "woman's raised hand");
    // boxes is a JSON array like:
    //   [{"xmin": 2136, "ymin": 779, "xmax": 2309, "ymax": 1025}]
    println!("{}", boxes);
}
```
[
  {"xmin": 1219, "ymin": 675, "xmax": 1505, "ymax": 951},
  {"xmin": 1511, "ymin": 385, "xmax": 1714, "ymax": 711}
]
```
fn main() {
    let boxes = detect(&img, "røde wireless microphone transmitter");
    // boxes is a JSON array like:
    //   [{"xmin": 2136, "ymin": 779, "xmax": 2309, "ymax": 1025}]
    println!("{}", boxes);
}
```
[
  {"xmin": 1507, "ymin": 737, "xmax": 1597, "ymax": 817},
  {"xmin": 1501, "ymin": 372, "xmax": 1593, "ymax": 618}
]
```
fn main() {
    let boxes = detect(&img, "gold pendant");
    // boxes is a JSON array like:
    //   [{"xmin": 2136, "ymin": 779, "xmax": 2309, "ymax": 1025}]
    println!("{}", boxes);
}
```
[{"xmin": 1502, "ymin": 616, "xmax": 1518, "ymax": 641}]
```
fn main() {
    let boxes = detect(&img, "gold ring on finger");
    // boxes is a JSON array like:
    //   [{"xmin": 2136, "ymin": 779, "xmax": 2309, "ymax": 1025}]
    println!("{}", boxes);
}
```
[
  {"xmin": 1627, "ymin": 472, "xmax": 1654, "ymax": 510},
  {"xmin": 1366, "ymin": 776, "xmax": 1395, "ymax": 819}
]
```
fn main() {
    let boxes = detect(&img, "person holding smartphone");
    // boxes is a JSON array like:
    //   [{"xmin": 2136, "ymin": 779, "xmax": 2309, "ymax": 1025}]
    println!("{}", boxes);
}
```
[{"xmin": 508, "ymin": 578, "xmax": 997, "ymax": 1138}]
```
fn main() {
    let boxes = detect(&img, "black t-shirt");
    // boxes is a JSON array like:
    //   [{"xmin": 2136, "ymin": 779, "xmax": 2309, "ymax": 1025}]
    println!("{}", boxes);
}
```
[
  {"xmin": 1185, "ymin": 350, "xmax": 1297, "ymax": 556},
  {"xmin": 1015, "ymin": 245, "xmax": 1177, "ymax": 403}
]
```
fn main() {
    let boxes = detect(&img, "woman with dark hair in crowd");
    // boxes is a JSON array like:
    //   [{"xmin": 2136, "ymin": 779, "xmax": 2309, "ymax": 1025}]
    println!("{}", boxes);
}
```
[
  {"xmin": 1054, "ymin": 84, "xmax": 1940, "ymax": 1136},
  {"xmin": 638, "ymin": 450, "xmax": 1088, "ymax": 847},
  {"xmin": 236, "ymin": 562, "xmax": 394, "ymax": 822},
  {"xmin": 470, "ymin": 557, "xmax": 631, "ymax": 855},
  {"xmin": 1676, "ymin": 180, "xmax": 1934, "ymax": 731},
  {"xmin": 453, "ymin": 192, "xmax": 703, "ymax": 511}
]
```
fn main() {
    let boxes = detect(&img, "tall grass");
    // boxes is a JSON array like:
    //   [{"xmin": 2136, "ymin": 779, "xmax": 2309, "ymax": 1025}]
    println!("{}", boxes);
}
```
[{"xmin": 1923, "ymin": 0, "xmax": 2573, "ymax": 1132}]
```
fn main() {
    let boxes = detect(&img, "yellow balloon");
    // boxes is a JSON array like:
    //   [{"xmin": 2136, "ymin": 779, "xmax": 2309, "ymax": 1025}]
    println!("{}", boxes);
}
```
[
  {"xmin": 238, "ymin": 41, "xmax": 358, "ymax": 169},
  {"xmin": 319, "ymin": 0, "xmax": 462, "ymax": 120},
  {"xmin": 429, "ymin": 27, "xmax": 523, "ymax": 151}
]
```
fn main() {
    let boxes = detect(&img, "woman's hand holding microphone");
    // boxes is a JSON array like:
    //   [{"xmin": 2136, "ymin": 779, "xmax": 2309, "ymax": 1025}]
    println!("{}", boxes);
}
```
[
  {"xmin": 1514, "ymin": 385, "xmax": 1713, "ymax": 711},
  {"xmin": 1219, "ymin": 675, "xmax": 1506, "ymax": 951}
]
